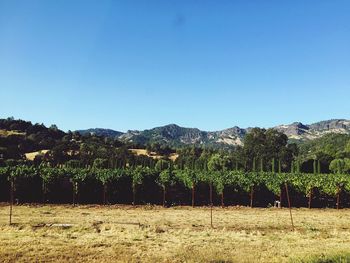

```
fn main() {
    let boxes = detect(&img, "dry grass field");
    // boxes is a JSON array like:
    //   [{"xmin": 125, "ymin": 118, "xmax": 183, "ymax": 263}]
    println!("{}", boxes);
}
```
[
  {"xmin": 1, "ymin": 204, "xmax": 350, "ymax": 262},
  {"xmin": 24, "ymin": 150, "xmax": 49, "ymax": 161},
  {"xmin": 0, "ymin": 129, "xmax": 25, "ymax": 137},
  {"xmin": 129, "ymin": 149, "xmax": 179, "ymax": 161}
]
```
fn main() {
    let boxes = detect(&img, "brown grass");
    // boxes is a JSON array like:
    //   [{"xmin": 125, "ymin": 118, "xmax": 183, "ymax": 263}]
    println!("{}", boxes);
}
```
[
  {"xmin": 0, "ymin": 129, "xmax": 25, "ymax": 137},
  {"xmin": 129, "ymin": 149, "xmax": 179, "ymax": 161},
  {"xmin": 0, "ymin": 204, "xmax": 350, "ymax": 262},
  {"xmin": 24, "ymin": 150, "xmax": 49, "ymax": 161}
]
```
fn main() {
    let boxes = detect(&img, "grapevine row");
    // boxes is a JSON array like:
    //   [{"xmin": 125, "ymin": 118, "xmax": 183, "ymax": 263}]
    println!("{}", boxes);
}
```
[{"xmin": 0, "ymin": 165, "xmax": 349, "ymax": 207}]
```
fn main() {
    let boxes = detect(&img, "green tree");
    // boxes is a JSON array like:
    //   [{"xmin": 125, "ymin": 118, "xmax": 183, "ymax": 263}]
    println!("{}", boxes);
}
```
[
  {"xmin": 329, "ymin": 158, "xmax": 350, "ymax": 174},
  {"xmin": 329, "ymin": 159, "xmax": 346, "ymax": 174},
  {"xmin": 243, "ymin": 128, "xmax": 293, "ymax": 171}
]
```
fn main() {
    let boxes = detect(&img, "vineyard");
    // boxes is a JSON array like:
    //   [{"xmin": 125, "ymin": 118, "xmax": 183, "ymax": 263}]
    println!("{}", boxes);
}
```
[
  {"xmin": 2, "ymin": 0, "xmax": 350, "ymax": 259},
  {"xmin": 1, "ymin": 162, "xmax": 350, "ymax": 209}
]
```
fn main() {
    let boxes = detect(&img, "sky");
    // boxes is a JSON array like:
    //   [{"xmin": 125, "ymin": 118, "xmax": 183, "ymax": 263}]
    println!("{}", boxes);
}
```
[{"xmin": 0, "ymin": 0, "xmax": 350, "ymax": 132}]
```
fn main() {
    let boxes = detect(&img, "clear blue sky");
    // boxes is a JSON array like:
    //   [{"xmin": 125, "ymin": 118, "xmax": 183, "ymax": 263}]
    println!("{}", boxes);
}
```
[{"xmin": 1, "ymin": 0, "xmax": 349, "ymax": 132}]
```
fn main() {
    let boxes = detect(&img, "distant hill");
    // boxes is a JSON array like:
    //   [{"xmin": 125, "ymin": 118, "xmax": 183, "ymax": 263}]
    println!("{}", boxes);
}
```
[
  {"xmin": 104, "ymin": 124, "xmax": 246, "ymax": 148},
  {"xmin": 76, "ymin": 128, "xmax": 123, "ymax": 139},
  {"xmin": 0, "ymin": 118, "xmax": 66, "ymax": 159},
  {"xmin": 275, "ymin": 119, "xmax": 350, "ymax": 141},
  {"xmin": 77, "ymin": 119, "xmax": 350, "ymax": 147}
]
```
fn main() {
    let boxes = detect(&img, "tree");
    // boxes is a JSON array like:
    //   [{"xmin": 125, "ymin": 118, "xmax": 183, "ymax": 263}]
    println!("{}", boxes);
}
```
[
  {"xmin": 330, "ymin": 159, "xmax": 346, "ymax": 174},
  {"xmin": 49, "ymin": 124, "xmax": 58, "ymax": 131},
  {"xmin": 243, "ymin": 128, "xmax": 292, "ymax": 171},
  {"xmin": 329, "ymin": 158, "xmax": 350, "ymax": 174},
  {"xmin": 207, "ymin": 154, "xmax": 230, "ymax": 171},
  {"xmin": 346, "ymin": 141, "xmax": 350, "ymax": 153}
]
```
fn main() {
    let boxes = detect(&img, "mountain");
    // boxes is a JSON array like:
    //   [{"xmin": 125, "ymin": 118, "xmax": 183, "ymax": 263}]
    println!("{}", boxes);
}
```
[
  {"xmin": 77, "ymin": 119, "xmax": 350, "ymax": 148},
  {"xmin": 119, "ymin": 124, "xmax": 206, "ymax": 145},
  {"xmin": 116, "ymin": 124, "xmax": 246, "ymax": 148},
  {"xmin": 275, "ymin": 119, "xmax": 350, "ymax": 141}
]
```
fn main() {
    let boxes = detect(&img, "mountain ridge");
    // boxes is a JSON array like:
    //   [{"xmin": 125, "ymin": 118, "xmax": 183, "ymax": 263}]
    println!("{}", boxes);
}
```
[{"xmin": 77, "ymin": 119, "xmax": 350, "ymax": 147}]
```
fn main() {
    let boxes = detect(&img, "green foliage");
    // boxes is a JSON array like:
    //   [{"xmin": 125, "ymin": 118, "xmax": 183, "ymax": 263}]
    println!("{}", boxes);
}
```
[
  {"xmin": 94, "ymin": 168, "xmax": 121, "ymax": 185},
  {"xmin": 9, "ymin": 165, "xmax": 37, "ymax": 179},
  {"xmin": 93, "ymin": 158, "xmax": 108, "ymax": 169},
  {"xmin": 65, "ymin": 160, "xmax": 81, "ymax": 168},
  {"xmin": 243, "ymin": 128, "xmax": 296, "ymax": 171},
  {"xmin": 130, "ymin": 166, "xmax": 150, "ymax": 188},
  {"xmin": 227, "ymin": 171, "xmax": 258, "ymax": 193},
  {"xmin": 207, "ymin": 153, "xmax": 230, "ymax": 172},
  {"xmin": 299, "ymin": 134, "xmax": 350, "ymax": 160},
  {"xmin": 3, "ymin": 162, "xmax": 350, "ymax": 204},
  {"xmin": 329, "ymin": 158, "xmax": 350, "ymax": 174},
  {"xmin": 67, "ymin": 167, "xmax": 91, "ymax": 183},
  {"xmin": 211, "ymin": 171, "xmax": 226, "ymax": 194},
  {"xmin": 262, "ymin": 172, "xmax": 284, "ymax": 195},
  {"xmin": 39, "ymin": 165, "xmax": 62, "ymax": 184},
  {"xmin": 155, "ymin": 159, "xmax": 170, "ymax": 171},
  {"xmin": 0, "ymin": 166, "xmax": 10, "ymax": 177},
  {"xmin": 174, "ymin": 168, "xmax": 199, "ymax": 189},
  {"xmin": 158, "ymin": 168, "xmax": 175, "ymax": 187}
]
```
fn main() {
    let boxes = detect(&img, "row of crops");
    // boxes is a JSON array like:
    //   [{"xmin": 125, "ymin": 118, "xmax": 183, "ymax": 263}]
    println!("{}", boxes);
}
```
[{"xmin": 0, "ymin": 165, "xmax": 350, "ymax": 207}]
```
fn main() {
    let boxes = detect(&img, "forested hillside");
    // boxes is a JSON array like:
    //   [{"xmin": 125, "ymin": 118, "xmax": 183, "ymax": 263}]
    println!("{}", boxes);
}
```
[{"xmin": 1, "ymin": 117, "xmax": 350, "ymax": 174}]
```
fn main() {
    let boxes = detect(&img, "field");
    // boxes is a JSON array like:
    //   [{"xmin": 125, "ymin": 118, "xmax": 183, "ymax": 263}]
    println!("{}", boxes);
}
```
[
  {"xmin": 129, "ymin": 148, "xmax": 179, "ymax": 161},
  {"xmin": 24, "ymin": 150, "xmax": 49, "ymax": 161},
  {"xmin": 0, "ymin": 129, "xmax": 25, "ymax": 137},
  {"xmin": 1, "ymin": 204, "xmax": 350, "ymax": 262}
]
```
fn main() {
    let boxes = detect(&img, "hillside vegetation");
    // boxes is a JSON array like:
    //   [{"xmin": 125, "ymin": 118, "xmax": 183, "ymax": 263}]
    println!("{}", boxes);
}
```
[{"xmin": 1, "ymin": 117, "xmax": 350, "ymax": 175}]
